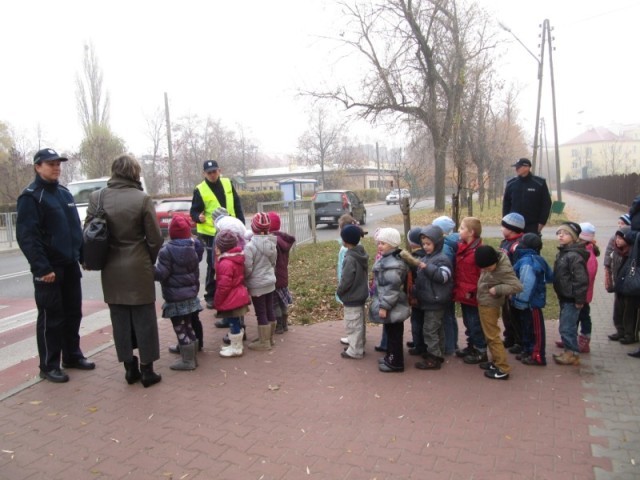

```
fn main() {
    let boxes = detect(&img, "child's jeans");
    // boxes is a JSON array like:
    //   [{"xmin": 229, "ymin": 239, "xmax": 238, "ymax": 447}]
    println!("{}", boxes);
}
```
[
  {"xmin": 226, "ymin": 317, "xmax": 242, "ymax": 335},
  {"xmin": 344, "ymin": 305, "xmax": 365, "ymax": 358},
  {"xmin": 559, "ymin": 302, "xmax": 581, "ymax": 353},
  {"xmin": 410, "ymin": 307, "xmax": 425, "ymax": 350},
  {"xmin": 443, "ymin": 303, "xmax": 458, "ymax": 354},
  {"xmin": 461, "ymin": 304, "xmax": 487, "ymax": 352}
]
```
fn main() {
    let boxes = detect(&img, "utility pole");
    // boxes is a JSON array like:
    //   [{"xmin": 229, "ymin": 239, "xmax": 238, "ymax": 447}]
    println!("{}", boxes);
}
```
[
  {"xmin": 376, "ymin": 142, "xmax": 381, "ymax": 191},
  {"xmin": 545, "ymin": 19, "xmax": 562, "ymax": 202},
  {"xmin": 164, "ymin": 92, "xmax": 174, "ymax": 194}
]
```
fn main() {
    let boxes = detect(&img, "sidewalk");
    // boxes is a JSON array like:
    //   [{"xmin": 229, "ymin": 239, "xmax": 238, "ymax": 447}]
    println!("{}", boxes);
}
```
[{"xmin": 0, "ymin": 191, "xmax": 638, "ymax": 479}]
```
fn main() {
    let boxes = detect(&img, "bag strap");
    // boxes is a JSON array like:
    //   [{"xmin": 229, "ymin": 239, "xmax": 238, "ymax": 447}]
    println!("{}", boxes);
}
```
[{"xmin": 95, "ymin": 188, "xmax": 106, "ymax": 218}]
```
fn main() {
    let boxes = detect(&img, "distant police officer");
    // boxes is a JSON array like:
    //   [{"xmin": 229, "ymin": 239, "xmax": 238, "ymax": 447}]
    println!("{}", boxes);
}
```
[
  {"xmin": 190, "ymin": 160, "xmax": 245, "ymax": 314},
  {"xmin": 502, "ymin": 158, "xmax": 552, "ymax": 234},
  {"xmin": 16, "ymin": 148, "xmax": 96, "ymax": 383}
]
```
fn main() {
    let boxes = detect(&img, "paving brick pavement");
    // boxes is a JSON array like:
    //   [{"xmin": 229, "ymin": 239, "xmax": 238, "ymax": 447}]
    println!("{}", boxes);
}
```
[{"xmin": 0, "ymin": 191, "xmax": 638, "ymax": 479}]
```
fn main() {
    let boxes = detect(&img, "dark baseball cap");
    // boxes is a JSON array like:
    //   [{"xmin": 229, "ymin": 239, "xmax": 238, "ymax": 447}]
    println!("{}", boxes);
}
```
[
  {"xmin": 511, "ymin": 158, "xmax": 532, "ymax": 168},
  {"xmin": 203, "ymin": 160, "xmax": 220, "ymax": 172},
  {"xmin": 33, "ymin": 148, "xmax": 68, "ymax": 164}
]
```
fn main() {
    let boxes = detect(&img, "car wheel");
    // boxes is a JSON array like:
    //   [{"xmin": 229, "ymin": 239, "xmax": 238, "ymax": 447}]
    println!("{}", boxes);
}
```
[
  {"xmin": 386, "ymin": 201, "xmax": 390, "ymax": 205},
  {"xmin": 360, "ymin": 211, "xmax": 367, "ymax": 226}
]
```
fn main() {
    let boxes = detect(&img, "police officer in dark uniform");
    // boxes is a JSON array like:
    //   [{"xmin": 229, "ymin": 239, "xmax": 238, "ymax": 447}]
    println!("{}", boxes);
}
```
[
  {"xmin": 502, "ymin": 158, "xmax": 552, "ymax": 234},
  {"xmin": 16, "ymin": 148, "xmax": 96, "ymax": 383},
  {"xmin": 190, "ymin": 160, "xmax": 245, "ymax": 316}
]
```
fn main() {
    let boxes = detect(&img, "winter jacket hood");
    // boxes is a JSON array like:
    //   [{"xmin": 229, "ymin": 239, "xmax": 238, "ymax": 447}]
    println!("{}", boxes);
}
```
[
  {"xmin": 369, "ymin": 249, "xmax": 410, "ymax": 323},
  {"xmin": 215, "ymin": 246, "xmax": 251, "ymax": 312},
  {"xmin": 511, "ymin": 248, "xmax": 553, "ymax": 309},
  {"xmin": 154, "ymin": 238, "xmax": 204, "ymax": 302}
]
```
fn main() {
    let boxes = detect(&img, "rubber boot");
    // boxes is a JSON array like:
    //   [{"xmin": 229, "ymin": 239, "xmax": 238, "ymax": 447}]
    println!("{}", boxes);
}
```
[
  {"xmin": 140, "ymin": 362, "xmax": 162, "ymax": 388},
  {"xmin": 124, "ymin": 356, "xmax": 141, "ymax": 385},
  {"xmin": 168, "ymin": 344, "xmax": 180, "ymax": 354},
  {"xmin": 578, "ymin": 334, "xmax": 591, "ymax": 354},
  {"xmin": 248, "ymin": 325, "xmax": 272, "ymax": 351},
  {"xmin": 220, "ymin": 330, "xmax": 244, "ymax": 357},
  {"xmin": 170, "ymin": 342, "xmax": 197, "ymax": 371},
  {"xmin": 270, "ymin": 321, "xmax": 277, "ymax": 346}
]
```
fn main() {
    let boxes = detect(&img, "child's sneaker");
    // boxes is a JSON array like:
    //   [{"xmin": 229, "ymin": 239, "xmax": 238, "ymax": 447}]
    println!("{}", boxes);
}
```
[
  {"xmin": 478, "ymin": 361, "xmax": 496, "ymax": 370},
  {"xmin": 463, "ymin": 348, "xmax": 488, "ymax": 364},
  {"xmin": 521, "ymin": 356, "xmax": 546, "ymax": 366},
  {"xmin": 484, "ymin": 367, "xmax": 509, "ymax": 380}
]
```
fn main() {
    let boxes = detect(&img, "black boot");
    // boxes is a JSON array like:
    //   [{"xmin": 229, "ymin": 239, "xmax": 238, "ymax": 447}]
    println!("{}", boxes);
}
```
[
  {"xmin": 124, "ymin": 356, "xmax": 141, "ymax": 384},
  {"xmin": 140, "ymin": 362, "xmax": 162, "ymax": 388}
]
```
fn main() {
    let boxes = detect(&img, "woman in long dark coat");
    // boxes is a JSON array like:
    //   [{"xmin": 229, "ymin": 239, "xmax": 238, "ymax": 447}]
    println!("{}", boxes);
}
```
[{"xmin": 86, "ymin": 155, "xmax": 164, "ymax": 387}]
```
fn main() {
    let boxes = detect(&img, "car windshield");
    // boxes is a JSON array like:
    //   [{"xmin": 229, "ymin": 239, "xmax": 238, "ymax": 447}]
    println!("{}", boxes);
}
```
[
  {"xmin": 315, "ymin": 192, "xmax": 343, "ymax": 203},
  {"xmin": 156, "ymin": 201, "xmax": 191, "ymax": 212},
  {"xmin": 67, "ymin": 180, "xmax": 108, "ymax": 205}
]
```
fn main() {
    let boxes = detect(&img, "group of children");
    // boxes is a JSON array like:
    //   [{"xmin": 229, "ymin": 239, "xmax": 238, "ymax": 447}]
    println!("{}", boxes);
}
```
[
  {"xmin": 153, "ymin": 208, "xmax": 295, "ymax": 372},
  {"xmin": 335, "ymin": 209, "xmax": 629, "ymax": 380},
  {"xmin": 152, "ymin": 201, "xmax": 638, "ymax": 379}
]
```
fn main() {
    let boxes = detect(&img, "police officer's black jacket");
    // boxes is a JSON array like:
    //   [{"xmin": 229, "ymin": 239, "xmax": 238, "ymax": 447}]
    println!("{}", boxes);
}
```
[
  {"xmin": 502, "ymin": 173, "xmax": 552, "ymax": 229},
  {"xmin": 16, "ymin": 175, "xmax": 83, "ymax": 276}
]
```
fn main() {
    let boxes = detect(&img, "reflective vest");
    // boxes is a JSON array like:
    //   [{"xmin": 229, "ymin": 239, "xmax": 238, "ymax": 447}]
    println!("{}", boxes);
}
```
[{"xmin": 195, "ymin": 177, "xmax": 235, "ymax": 236}]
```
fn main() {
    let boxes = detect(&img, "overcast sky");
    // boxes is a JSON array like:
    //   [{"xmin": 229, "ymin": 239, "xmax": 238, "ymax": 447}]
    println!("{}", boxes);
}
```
[{"xmin": 2, "ymin": 0, "xmax": 639, "ymax": 159}]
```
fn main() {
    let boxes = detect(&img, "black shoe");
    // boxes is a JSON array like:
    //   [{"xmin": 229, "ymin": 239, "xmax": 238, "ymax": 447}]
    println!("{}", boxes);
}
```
[
  {"xmin": 205, "ymin": 300, "xmax": 214, "ymax": 309},
  {"xmin": 140, "ymin": 363, "xmax": 161, "ymax": 388},
  {"xmin": 408, "ymin": 346, "xmax": 427, "ymax": 356},
  {"xmin": 415, "ymin": 357, "xmax": 441, "ymax": 370},
  {"xmin": 406, "ymin": 341, "xmax": 415, "ymax": 348},
  {"xmin": 463, "ymin": 350, "xmax": 488, "ymax": 365},
  {"xmin": 627, "ymin": 349, "xmax": 640, "ymax": 358},
  {"xmin": 379, "ymin": 362, "xmax": 404, "ymax": 373},
  {"xmin": 503, "ymin": 338, "xmax": 515, "ymax": 349},
  {"xmin": 124, "ymin": 356, "xmax": 141, "ymax": 385},
  {"xmin": 214, "ymin": 318, "xmax": 230, "ymax": 328},
  {"xmin": 484, "ymin": 367, "xmax": 509, "ymax": 380},
  {"xmin": 168, "ymin": 344, "xmax": 180, "ymax": 354},
  {"xmin": 508, "ymin": 344, "xmax": 523, "ymax": 354},
  {"xmin": 479, "ymin": 361, "xmax": 496, "ymax": 371},
  {"xmin": 619, "ymin": 337, "xmax": 638, "ymax": 345},
  {"xmin": 608, "ymin": 332, "xmax": 623, "ymax": 341},
  {"xmin": 39, "ymin": 368, "xmax": 69, "ymax": 383},
  {"xmin": 62, "ymin": 358, "xmax": 95, "ymax": 370},
  {"xmin": 374, "ymin": 345, "xmax": 386, "ymax": 352},
  {"xmin": 455, "ymin": 346, "xmax": 472, "ymax": 358}
]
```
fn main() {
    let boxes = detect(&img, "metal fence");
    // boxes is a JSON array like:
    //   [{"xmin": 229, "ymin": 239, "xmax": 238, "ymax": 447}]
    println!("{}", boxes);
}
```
[
  {"xmin": 0, "ymin": 212, "xmax": 17, "ymax": 248},
  {"xmin": 256, "ymin": 200, "xmax": 316, "ymax": 245}
]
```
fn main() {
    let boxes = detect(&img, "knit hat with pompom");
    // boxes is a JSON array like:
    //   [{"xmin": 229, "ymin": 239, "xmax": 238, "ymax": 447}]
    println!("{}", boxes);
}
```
[{"xmin": 251, "ymin": 212, "xmax": 271, "ymax": 234}]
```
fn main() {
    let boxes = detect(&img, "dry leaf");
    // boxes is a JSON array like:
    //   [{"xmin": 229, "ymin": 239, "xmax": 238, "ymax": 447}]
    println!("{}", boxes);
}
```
[
  {"xmin": 268, "ymin": 384, "xmax": 280, "ymax": 391},
  {"xmin": 306, "ymin": 466, "xmax": 311, "ymax": 474},
  {"xmin": 29, "ymin": 400, "xmax": 42, "ymax": 405},
  {"xmin": 148, "ymin": 413, "xmax": 154, "ymax": 420},
  {"xmin": 87, "ymin": 406, "xmax": 98, "ymax": 413},
  {"xmin": 110, "ymin": 438, "xmax": 120, "ymax": 443},
  {"xmin": 374, "ymin": 393, "xmax": 380, "ymax": 398}
]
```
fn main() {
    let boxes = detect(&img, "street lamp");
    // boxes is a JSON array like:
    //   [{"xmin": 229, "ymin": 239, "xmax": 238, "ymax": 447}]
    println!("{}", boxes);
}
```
[
  {"xmin": 499, "ymin": 19, "xmax": 562, "ymax": 202},
  {"xmin": 498, "ymin": 21, "xmax": 543, "ymax": 170}
]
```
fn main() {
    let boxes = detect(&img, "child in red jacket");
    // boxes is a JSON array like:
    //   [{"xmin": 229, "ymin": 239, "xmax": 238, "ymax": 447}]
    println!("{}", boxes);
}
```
[
  {"xmin": 453, "ymin": 217, "xmax": 488, "ymax": 364},
  {"xmin": 214, "ymin": 230, "xmax": 251, "ymax": 358}
]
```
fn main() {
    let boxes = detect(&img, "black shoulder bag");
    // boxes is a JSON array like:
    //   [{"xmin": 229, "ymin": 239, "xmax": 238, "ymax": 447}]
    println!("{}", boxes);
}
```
[{"xmin": 83, "ymin": 189, "xmax": 109, "ymax": 270}]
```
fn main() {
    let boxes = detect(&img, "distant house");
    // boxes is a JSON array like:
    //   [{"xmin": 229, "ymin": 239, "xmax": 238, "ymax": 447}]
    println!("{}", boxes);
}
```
[
  {"xmin": 559, "ymin": 125, "xmax": 640, "ymax": 180},
  {"xmin": 241, "ymin": 163, "xmax": 398, "ymax": 194}
]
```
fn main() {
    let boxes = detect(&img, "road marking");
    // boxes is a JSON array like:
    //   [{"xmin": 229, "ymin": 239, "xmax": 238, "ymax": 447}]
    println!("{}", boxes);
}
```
[
  {"xmin": 0, "ymin": 309, "xmax": 37, "ymax": 334},
  {"xmin": 0, "ymin": 270, "xmax": 30, "ymax": 281}
]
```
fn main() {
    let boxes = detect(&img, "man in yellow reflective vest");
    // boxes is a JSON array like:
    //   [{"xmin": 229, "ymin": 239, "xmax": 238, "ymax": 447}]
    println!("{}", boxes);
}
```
[{"xmin": 190, "ymin": 160, "xmax": 245, "ymax": 317}]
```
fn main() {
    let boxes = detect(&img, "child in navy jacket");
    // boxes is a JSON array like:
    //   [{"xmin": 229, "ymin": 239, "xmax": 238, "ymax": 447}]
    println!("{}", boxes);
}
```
[{"xmin": 511, "ymin": 233, "xmax": 553, "ymax": 366}]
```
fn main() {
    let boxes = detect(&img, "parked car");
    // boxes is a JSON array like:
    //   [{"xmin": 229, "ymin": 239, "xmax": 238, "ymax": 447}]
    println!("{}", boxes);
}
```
[
  {"xmin": 155, "ymin": 197, "xmax": 196, "ymax": 237},
  {"xmin": 385, "ymin": 188, "xmax": 411, "ymax": 205},
  {"xmin": 68, "ymin": 176, "xmax": 147, "ymax": 224},
  {"xmin": 312, "ymin": 190, "xmax": 366, "ymax": 227}
]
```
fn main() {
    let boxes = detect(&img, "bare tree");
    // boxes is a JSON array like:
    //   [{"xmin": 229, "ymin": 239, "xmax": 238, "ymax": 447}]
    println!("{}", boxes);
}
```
[
  {"xmin": 297, "ymin": 107, "xmax": 345, "ymax": 189},
  {"xmin": 142, "ymin": 108, "xmax": 166, "ymax": 195},
  {"xmin": 0, "ymin": 123, "xmax": 36, "ymax": 204},
  {"xmin": 310, "ymin": 0, "xmax": 495, "ymax": 210},
  {"xmin": 75, "ymin": 43, "xmax": 125, "ymax": 177}
]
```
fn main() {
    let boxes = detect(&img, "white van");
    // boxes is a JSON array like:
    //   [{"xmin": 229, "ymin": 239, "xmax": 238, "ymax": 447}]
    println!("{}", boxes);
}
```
[{"xmin": 68, "ymin": 177, "xmax": 147, "ymax": 224}]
